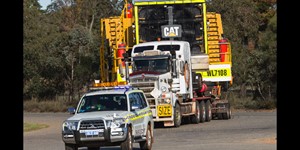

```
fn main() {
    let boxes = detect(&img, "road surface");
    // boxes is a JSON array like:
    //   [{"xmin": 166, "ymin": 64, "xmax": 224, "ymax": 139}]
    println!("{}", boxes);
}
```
[{"xmin": 24, "ymin": 110, "xmax": 276, "ymax": 150}]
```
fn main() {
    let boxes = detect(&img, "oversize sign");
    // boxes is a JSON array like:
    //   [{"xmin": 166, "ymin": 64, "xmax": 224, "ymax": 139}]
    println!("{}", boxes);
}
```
[{"xmin": 161, "ymin": 25, "xmax": 182, "ymax": 38}]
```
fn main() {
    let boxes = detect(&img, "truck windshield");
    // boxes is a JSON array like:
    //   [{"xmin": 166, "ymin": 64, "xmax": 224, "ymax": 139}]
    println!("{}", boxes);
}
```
[
  {"xmin": 77, "ymin": 94, "xmax": 127, "ymax": 113},
  {"xmin": 133, "ymin": 58, "xmax": 170, "ymax": 74}
]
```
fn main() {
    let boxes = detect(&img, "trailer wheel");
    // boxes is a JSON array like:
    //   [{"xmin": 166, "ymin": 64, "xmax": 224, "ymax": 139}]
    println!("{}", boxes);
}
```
[
  {"xmin": 205, "ymin": 100, "xmax": 212, "ymax": 122},
  {"xmin": 174, "ymin": 102, "xmax": 182, "ymax": 127},
  {"xmin": 217, "ymin": 113, "xmax": 223, "ymax": 119},
  {"xmin": 228, "ymin": 103, "xmax": 232, "ymax": 119},
  {"xmin": 199, "ymin": 101, "xmax": 206, "ymax": 123},
  {"xmin": 191, "ymin": 101, "xmax": 200, "ymax": 124},
  {"xmin": 222, "ymin": 103, "xmax": 230, "ymax": 120}
]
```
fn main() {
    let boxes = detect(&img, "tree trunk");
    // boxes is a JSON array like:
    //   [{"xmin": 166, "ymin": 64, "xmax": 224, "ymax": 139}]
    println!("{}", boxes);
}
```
[
  {"xmin": 257, "ymin": 83, "xmax": 266, "ymax": 101},
  {"xmin": 70, "ymin": 56, "xmax": 74, "ymax": 102},
  {"xmin": 89, "ymin": 14, "xmax": 94, "ymax": 34},
  {"xmin": 240, "ymin": 83, "xmax": 247, "ymax": 98}
]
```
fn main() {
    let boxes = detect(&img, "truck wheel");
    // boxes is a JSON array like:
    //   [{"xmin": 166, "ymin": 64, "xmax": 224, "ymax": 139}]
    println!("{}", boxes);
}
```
[
  {"xmin": 174, "ymin": 102, "xmax": 182, "ymax": 127},
  {"xmin": 139, "ymin": 125, "xmax": 152, "ymax": 150},
  {"xmin": 205, "ymin": 100, "xmax": 212, "ymax": 122},
  {"xmin": 199, "ymin": 101, "xmax": 206, "ymax": 123},
  {"xmin": 65, "ymin": 144, "xmax": 78, "ymax": 150},
  {"xmin": 121, "ymin": 126, "xmax": 133, "ymax": 150},
  {"xmin": 191, "ymin": 101, "xmax": 200, "ymax": 124}
]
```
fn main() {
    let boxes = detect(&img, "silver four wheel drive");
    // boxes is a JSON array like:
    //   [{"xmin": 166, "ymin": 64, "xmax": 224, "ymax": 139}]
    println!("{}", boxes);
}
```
[{"xmin": 62, "ymin": 86, "xmax": 154, "ymax": 150}]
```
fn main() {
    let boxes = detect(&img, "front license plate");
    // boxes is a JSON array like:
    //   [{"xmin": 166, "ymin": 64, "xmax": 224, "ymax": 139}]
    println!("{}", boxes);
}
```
[
  {"xmin": 157, "ymin": 105, "xmax": 172, "ymax": 117},
  {"xmin": 80, "ymin": 129, "xmax": 104, "ymax": 136}
]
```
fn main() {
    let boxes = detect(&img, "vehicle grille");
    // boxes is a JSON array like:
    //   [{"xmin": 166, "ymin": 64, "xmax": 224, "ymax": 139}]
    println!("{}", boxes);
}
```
[
  {"xmin": 79, "ymin": 120, "xmax": 105, "ymax": 130},
  {"xmin": 130, "ymin": 80, "xmax": 156, "ymax": 107}
]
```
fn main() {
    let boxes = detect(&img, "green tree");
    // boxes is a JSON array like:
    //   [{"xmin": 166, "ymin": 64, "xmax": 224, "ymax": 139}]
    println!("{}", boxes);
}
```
[
  {"xmin": 207, "ymin": 0, "xmax": 276, "ymax": 100},
  {"xmin": 250, "ymin": 13, "xmax": 277, "ymax": 100}
]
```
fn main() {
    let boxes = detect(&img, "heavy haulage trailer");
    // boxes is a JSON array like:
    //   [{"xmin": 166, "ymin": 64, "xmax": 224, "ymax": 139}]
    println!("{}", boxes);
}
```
[{"xmin": 92, "ymin": 0, "xmax": 233, "ymax": 127}]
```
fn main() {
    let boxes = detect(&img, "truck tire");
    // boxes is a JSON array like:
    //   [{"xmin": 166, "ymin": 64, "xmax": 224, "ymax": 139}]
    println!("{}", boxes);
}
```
[
  {"xmin": 205, "ymin": 100, "xmax": 212, "ymax": 122},
  {"xmin": 174, "ymin": 102, "xmax": 182, "ymax": 127},
  {"xmin": 191, "ymin": 101, "xmax": 200, "ymax": 124},
  {"xmin": 65, "ymin": 144, "xmax": 78, "ymax": 150},
  {"xmin": 139, "ymin": 124, "xmax": 153, "ymax": 150},
  {"xmin": 121, "ymin": 127, "xmax": 133, "ymax": 150},
  {"xmin": 199, "ymin": 101, "xmax": 206, "ymax": 123}
]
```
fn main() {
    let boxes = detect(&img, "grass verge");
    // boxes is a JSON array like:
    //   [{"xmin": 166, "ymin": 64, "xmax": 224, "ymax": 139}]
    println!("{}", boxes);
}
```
[{"xmin": 24, "ymin": 122, "xmax": 49, "ymax": 132}]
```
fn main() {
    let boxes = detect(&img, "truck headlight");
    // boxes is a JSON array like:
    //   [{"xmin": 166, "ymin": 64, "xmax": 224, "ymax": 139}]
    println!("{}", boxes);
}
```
[
  {"xmin": 62, "ymin": 121, "xmax": 78, "ymax": 131},
  {"xmin": 161, "ymin": 86, "xmax": 167, "ymax": 92}
]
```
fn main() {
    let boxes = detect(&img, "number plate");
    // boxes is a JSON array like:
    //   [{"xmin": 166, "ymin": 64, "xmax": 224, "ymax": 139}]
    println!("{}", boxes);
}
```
[
  {"xmin": 157, "ymin": 105, "xmax": 172, "ymax": 117},
  {"xmin": 80, "ymin": 129, "xmax": 104, "ymax": 136}
]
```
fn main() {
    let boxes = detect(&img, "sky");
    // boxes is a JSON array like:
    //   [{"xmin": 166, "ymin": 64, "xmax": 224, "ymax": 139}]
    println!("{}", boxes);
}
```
[{"xmin": 38, "ymin": 0, "xmax": 52, "ymax": 10}]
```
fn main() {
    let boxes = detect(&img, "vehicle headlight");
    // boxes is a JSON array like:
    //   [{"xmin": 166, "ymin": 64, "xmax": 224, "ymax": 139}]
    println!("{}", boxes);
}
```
[
  {"xmin": 110, "ymin": 118, "xmax": 125, "ymax": 128},
  {"xmin": 62, "ymin": 121, "xmax": 78, "ymax": 131},
  {"xmin": 161, "ymin": 86, "xmax": 167, "ymax": 92}
]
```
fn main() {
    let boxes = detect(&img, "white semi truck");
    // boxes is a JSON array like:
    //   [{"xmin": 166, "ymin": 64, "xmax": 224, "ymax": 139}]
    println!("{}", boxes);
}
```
[{"xmin": 122, "ymin": 40, "xmax": 231, "ymax": 127}]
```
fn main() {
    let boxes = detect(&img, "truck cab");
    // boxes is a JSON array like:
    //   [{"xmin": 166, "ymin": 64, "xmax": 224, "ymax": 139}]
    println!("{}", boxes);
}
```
[{"xmin": 129, "ymin": 41, "xmax": 193, "ymax": 126}]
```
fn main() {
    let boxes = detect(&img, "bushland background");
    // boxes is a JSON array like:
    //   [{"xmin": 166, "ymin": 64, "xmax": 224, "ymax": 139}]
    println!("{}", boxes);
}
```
[{"xmin": 24, "ymin": 0, "xmax": 277, "ymax": 112}]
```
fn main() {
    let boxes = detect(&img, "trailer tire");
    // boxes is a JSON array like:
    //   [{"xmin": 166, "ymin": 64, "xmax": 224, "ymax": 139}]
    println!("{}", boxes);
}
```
[
  {"xmin": 199, "ymin": 101, "xmax": 206, "ymax": 123},
  {"xmin": 222, "ymin": 104, "xmax": 230, "ymax": 120},
  {"xmin": 174, "ymin": 102, "xmax": 182, "ymax": 127},
  {"xmin": 228, "ymin": 103, "xmax": 232, "ymax": 119},
  {"xmin": 191, "ymin": 101, "xmax": 200, "ymax": 124},
  {"xmin": 205, "ymin": 100, "xmax": 212, "ymax": 122},
  {"xmin": 217, "ymin": 113, "xmax": 223, "ymax": 120}
]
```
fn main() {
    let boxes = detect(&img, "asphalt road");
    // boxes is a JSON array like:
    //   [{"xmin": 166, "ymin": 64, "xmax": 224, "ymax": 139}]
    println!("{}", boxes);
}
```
[{"xmin": 24, "ymin": 110, "xmax": 276, "ymax": 150}]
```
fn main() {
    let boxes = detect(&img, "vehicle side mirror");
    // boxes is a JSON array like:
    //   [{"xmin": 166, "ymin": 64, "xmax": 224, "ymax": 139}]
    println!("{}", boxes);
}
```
[
  {"xmin": 67, "ymin": 107, "xmax": 75, "ymax": 114},
  {"xmin": 179, "ymin": 60, "xmax": 184, "ymax": 75},
  {"xmin": 131, "ymin": 104, "xmax": 140, "ymax": 111}
]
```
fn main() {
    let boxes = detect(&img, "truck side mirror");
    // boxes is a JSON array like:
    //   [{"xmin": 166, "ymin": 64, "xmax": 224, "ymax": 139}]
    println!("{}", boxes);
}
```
[
  {"xmin": 179, "ymin": 60, "xmax": 185, "ymax": 75},
  {"xmin": 123, "ymin": 53, "xmax": 129, "ymax": 61},
  {"xmin": 172, "ymin": 59, "xmax": 177, "ymax": 78}
]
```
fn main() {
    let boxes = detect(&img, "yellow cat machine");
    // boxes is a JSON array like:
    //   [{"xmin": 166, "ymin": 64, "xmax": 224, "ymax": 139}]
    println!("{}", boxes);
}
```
[{"xmin": 92, "ymin": 0, "xmax": 233, "ymax": 127}]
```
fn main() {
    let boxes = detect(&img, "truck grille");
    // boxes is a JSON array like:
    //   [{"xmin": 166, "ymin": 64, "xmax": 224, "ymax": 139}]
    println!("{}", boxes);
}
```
[
  {"xmin": 79, "ymin": 120, "xmax": 105, "ymax": 130},
  {"xmin": 130, "ymin": 81, "xmax": 156, "ymax": 107}
]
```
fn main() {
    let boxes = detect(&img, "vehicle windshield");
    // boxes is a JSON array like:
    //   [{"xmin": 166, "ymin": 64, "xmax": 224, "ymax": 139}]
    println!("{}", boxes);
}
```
[
  {"xmin": 133, "ymin": 58, "xmax": 170, "ymax": 74},
  {"xmin": 77, "ymin": 94, "xmax": 127, "ymax": 113}
]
